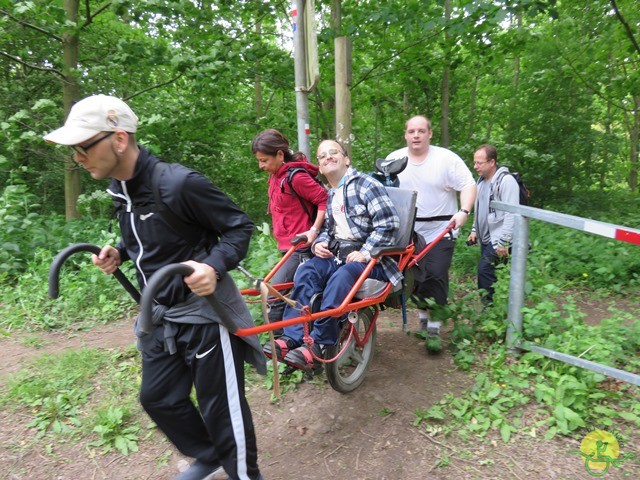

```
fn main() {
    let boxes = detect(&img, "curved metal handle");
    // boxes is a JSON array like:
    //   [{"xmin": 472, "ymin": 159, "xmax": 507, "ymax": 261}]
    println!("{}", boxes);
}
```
[
  {"xmin": 48, "ymin": 243, "xmax": 140, "ymax": 303},
  {"xmin": 139, "ymin": 263, "xmax": 238, "ymax": 335},
  {"xmin": 290, "ymin": 234, "xmax": 308, "ymax": 245}
]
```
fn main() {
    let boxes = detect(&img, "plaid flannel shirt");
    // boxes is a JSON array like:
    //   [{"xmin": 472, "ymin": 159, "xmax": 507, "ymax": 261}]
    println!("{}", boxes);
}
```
[{"xmin": 314, "ymin": 167, "xmax": 403, "ymax": 285}]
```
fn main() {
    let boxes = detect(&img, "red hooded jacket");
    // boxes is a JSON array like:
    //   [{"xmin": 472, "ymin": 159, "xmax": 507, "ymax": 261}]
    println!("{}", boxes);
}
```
[{"xmin": 268, "ymin": 160, "xmax": 328, "ymax": 250}]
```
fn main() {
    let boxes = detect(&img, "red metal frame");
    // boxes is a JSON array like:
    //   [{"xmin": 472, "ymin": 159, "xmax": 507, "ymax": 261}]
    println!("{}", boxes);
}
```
[
  {"xmin": 236, "ymin": 224, "xmax": 453, "ymax": 341},
  {"xmin": 235, "ymin": 241, "xmax": 415, "ymax": 338}
]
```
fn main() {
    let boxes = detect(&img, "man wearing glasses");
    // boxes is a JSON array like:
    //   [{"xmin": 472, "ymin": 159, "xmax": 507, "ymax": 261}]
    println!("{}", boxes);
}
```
[
  {"xmin": 386, "ymin": 115, "xmax": 476, "ymax": 353},
  {"xmin": 467, "ymin": 144, "xmax": 519, "ymax": 306},
  {"xmin": 265, "ymin": 139, "xmax": 401, "ymax": 371},
  {"xmin": 44, "ymin": 95, "xmax": 265, "ymax": 480}
]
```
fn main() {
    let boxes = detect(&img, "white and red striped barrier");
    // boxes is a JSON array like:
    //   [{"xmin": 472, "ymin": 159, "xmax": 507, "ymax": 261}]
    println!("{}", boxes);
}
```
[{"xmin": 583, "ymin": 221, "xmax": 640, "ymax": 246}]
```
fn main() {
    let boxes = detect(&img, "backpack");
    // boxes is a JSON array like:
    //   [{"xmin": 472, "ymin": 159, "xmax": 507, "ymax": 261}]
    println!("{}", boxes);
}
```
[
  {"xmin": 282, "ymin": 166, "xmax": 324, "ymax": 220},
  {"xmin": 492, "ymin": 169, "xmax": 530, "ymax": 206}
]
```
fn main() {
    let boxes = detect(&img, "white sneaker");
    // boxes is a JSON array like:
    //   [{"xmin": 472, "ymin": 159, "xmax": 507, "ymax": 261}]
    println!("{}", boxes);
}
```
[{"xmin": 426, "ymin": 320, "xmax": 441, "ymax": 336}]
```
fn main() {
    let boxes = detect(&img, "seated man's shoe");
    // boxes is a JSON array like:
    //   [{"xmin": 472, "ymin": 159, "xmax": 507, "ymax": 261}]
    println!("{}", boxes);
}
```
[
  {"xmin": 425, "ymin": 320, "xmax": 442, "ymax": 354},
  {"xmin": 174, "ymin": 460, "xmax": 226, "ymax": 480},
  {"xmin": 263, "ymin": 336, "xmax": 299, "ymax": 361},
  {"xmin": 283, "ymin": 343, "xmax": 324, "ymax": 373}
]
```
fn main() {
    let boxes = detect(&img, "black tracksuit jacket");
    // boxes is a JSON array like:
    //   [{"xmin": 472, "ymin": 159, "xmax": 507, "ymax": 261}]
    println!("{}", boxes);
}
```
[{"xmin": 108, "ymin": 147, "xmax": 254, "ymax": 307}]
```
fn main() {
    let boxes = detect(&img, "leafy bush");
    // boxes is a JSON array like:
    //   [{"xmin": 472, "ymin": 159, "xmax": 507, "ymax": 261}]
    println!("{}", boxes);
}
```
[
  {"xmin": 418, "ymin": 197, "xmax": 640, "ymax": 442},
  {"xmin": 77, "ymin": 189, "xmax": 113, "ymax": 218},
  {"xmin": 91, "ymin": 406, "xmax": 140, "ymax": 455},
  {"xmin": 0, "ymin": 174, "xmax": 137, "ymax": 331}
]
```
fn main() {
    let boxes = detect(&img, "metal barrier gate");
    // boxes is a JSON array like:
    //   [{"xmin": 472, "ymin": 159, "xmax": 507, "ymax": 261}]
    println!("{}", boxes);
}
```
[{"xmin": 491, "ymin": 201, "xmax": 640, "ymax": 387}]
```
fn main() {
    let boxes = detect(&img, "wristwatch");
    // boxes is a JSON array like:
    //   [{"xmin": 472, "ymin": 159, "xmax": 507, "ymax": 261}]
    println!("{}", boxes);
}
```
[{"xmin": 459, "ymin": 208, "xmax": 470, "ymax": 215}]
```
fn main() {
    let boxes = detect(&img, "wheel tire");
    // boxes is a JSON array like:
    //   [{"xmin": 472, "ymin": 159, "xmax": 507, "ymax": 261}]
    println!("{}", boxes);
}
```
[{"xmin": 325, "ymin": 307, "xmax": 376, "ymax": 393}]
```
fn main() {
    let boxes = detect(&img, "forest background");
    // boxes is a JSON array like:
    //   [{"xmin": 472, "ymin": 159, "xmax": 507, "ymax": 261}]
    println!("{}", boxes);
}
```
[
  {"xmin": 0, "ymin": 2, "xmax": 639, "ymax": 477},
  {"xmin": 1, "ymin": 0, "xmax": 639, "ymax": 226}
]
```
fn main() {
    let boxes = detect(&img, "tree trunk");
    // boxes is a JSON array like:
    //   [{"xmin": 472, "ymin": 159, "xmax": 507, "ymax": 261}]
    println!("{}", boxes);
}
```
[
  {"xmin": 254, "ymin": 22, "xmax": 263, "ymax": 119},
  {"xmin": 506, "ymin": 13, "xmax": 522, "ymax": 144},
  {"xmin": 63, "ymin": 0, "xmax": 81, "ymax": 220},
  {"xmin": 628, "ymin": 94, "xmax": 639, "ymax": 191},
  {"xmin": 439, "ymin": 0, "xmax": 451, "ymax": 147},
  {"xmin": 467, "ymin": 73, "xmax": 478, "ymax": 142}
]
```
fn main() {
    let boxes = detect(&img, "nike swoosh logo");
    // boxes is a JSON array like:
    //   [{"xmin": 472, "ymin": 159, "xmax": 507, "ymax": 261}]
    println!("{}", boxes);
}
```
[
  {"xmin": 195, "ymin": 344, "xmax": 218, "ymax": 359},
  {"xmin": 140, "ymin": 212, "xmax": 155, "ymax": 220}
]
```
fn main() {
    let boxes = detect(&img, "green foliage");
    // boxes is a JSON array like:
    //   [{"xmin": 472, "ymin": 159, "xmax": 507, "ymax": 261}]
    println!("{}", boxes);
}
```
[
  {"xmin": 0, "ymin": 244, "xmax": 136, "ymax": 332},
  {"xmin": 418, "ymin": 207, "xmax": 640, "ymax": 443},
  {"xmin": 264, "ymin": 361, "xmax": 305, "ymax": 398},
  {"xmin": 76, "ymin": 190, "xmax": 113, "ymax": 218},
  {"xmin": 90, "ymin": 406, "xmax": 140, "ymax": 456},
  {"xmin": 234, "ymin": 223, "xmax": 283, "ymax": 329},
  {"xmin": 1, "ymin": 348, "xmax": 107, "ymax": 437},
  {"xmin": 1, "ymin": 346, "xmax": 143, "ymax": 453},
  {"xmin": 0, "ymin": 173, "xmax": 136, "ymax": 331},
  {"xmin": 0, "ymin": 172, "xmax": 50, "ymax": 278}
]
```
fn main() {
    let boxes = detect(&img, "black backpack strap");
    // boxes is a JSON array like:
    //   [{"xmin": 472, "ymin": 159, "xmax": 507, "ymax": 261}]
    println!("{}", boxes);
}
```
[
  {"xmin": 285, "ymin": 167, "xmax": 314, "ymax": 219},
  {"xmin": 151, "ymin": 161, "xmax": 202, "ymax": 248}
]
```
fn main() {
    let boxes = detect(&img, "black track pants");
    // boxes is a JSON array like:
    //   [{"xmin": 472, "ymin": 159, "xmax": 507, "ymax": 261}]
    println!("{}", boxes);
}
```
[
  {"xmin": 411, "ymin": 236, "xmax": 456, "ymax": 308},
  {"xmin": 139, "ymin": 322, "xmax": 260, "ymax": 480}
]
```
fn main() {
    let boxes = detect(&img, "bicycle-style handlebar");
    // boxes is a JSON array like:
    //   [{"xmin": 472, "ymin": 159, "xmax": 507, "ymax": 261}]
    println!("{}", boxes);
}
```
[
  {"xmin": 48, "ymin": 243, "xmax": 141, "ymax": 303},
  {"xmin": 138, "ymin": 263, "xmax": 238, "ymax": 335}
]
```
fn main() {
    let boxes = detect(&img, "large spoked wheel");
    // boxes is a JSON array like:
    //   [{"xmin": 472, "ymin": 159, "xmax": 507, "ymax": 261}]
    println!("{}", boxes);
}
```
[{"xmin": 325, "ymin": 306, "xmax": 376, "ymax": 393}]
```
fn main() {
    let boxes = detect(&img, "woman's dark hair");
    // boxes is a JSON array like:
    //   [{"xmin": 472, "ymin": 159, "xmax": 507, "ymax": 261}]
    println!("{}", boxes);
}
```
[{"xmin": 251, "ymin": 129, "xmax": 305, "ymax": 162}]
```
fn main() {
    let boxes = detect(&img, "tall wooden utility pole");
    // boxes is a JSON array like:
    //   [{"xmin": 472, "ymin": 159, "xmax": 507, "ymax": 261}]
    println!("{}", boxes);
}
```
[
  {"xmin": 334, "ymin": 37, "xmax": 351, "ymax": 156},
  {"xmin": 332, "ymin": 0, "xmax": 352, "ymax": 156}
]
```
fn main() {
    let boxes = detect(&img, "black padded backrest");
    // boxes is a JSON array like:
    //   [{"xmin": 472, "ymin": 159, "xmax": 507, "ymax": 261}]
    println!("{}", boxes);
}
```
[{"xmin": 385, "ymin": 187, "xmax": 417, "ymax": 248}]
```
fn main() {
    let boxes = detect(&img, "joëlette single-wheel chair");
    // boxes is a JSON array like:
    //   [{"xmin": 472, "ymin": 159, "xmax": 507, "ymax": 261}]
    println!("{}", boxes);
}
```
[
  {"xmin": 48, "ymin": 161, "xmax": 451, "ymax": 394},
  {"xmin": 48, "ymin": 187, "xmax": 415, "ymax": 393}
]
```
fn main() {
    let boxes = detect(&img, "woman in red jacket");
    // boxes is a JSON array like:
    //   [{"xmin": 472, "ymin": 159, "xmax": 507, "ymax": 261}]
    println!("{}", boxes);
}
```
[{"xmin": 252, "ymin": 129, "xmax": 328, "ymax": 325}]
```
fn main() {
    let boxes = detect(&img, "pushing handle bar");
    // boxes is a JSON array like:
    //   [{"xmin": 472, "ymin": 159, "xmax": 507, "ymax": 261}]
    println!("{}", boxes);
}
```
[
  {"xmin": 48, "ymin": 243, "xmax": 141, "ymax": 304},
  {"xmin": 139, "ymin": 263, "xmax": 238, "ymax": 335},
  {"xmin": 291, "ymin": 234, "xmax": 308, "ymax": 245}
]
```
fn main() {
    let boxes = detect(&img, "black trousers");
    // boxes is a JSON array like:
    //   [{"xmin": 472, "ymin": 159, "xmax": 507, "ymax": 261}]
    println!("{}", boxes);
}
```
[
  {"xmin": 478, "ymin": 242, "xmax": 508, "ymax": 305},
  {"xmin": 139, "ymin": 322, "xmax": 260, "ymax": 480},
  {"xmin": 411, "ymin": 235, "xmax": 456, "ymax": 309}
]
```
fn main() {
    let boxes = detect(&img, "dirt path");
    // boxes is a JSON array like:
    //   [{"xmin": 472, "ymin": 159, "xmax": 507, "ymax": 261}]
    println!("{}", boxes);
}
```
[{"xmin": 1, "ymin": 311, "xmax": 638, "ymax": 479}]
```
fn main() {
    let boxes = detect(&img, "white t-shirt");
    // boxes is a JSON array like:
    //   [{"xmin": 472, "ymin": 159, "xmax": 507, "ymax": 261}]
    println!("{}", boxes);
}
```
[
  {"xmin": 331, "ymin": 185, "xmax": 355, "ymax": 240},
  {"xmin": 387, "ymin": 145, "xmax": 475, "ymax": 243}
]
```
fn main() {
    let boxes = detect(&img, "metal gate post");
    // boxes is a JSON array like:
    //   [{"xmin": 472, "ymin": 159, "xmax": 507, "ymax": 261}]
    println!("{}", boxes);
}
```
[{"xmin": 506, "ymin": 214, "xmax": 529, "ymax": 353}]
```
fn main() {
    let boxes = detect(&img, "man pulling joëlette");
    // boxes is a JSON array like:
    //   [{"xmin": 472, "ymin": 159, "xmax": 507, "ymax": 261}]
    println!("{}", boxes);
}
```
[{"xmin": 44, "ymin": 94, "xmax": 265, "ymax": 480}]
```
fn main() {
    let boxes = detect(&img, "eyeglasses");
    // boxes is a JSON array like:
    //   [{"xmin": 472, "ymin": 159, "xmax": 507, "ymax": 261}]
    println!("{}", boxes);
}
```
[
  {"xmin": 473, "ymin": 161, "xmax": 488, "ymax": 166},
  {"xmin": 70, "ymin": 132, "xmax": 115, "ymax": 156},
  {"xmin": 317, "ymin": 148, "xmax": 341, "ymax": 162}
]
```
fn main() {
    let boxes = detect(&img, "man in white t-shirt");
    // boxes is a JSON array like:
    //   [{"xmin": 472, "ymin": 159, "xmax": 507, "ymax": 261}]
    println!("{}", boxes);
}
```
[{"xmin": 387, "ymin": 115, "xmax": 476, "ymax": 352}]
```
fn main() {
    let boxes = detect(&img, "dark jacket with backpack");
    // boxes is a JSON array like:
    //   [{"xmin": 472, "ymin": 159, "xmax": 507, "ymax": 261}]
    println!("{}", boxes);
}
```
[
  {"xmin": 107, "ymin": 147, "xmax": 265, "ymax": 373},
  {"xmin": 267, "ymin": 160, "xmax": 328, "ymax": 250}
]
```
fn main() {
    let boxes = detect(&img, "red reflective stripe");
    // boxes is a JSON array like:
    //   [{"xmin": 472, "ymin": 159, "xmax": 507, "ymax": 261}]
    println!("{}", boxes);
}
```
[{"xmin": 615, "ymin": 229, "xmax": 640, "ymax": 245}]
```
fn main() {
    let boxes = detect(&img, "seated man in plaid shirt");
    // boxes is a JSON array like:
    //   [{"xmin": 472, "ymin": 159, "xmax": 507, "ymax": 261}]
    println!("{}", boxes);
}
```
[{"xmin": 264, "ymin": 139, "xmax": 401, "ymax": 371}]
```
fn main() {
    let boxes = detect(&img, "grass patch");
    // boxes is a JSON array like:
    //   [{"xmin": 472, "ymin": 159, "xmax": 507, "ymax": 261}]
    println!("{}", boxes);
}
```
[{"xmin": 1, "ymin": 345, "xmax": 144, "ymax": 455}]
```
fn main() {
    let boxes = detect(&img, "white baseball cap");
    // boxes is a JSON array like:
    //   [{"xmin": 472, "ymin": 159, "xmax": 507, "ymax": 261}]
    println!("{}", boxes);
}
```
[{"xmin": 43, "ymin": 94, "xmax": 138, "ymax": 145}]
